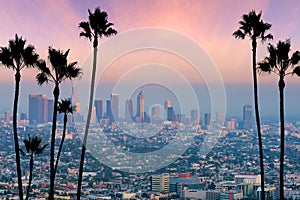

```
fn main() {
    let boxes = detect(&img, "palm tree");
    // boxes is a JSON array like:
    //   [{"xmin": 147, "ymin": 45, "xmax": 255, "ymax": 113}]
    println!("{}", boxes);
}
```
[
  {"xmin": 54, "ymin": 99, "xmax": 75, "ymax": 174},
  {"xmin": 77, "ymin": 7, "xmax": 117, "ymax": 198},
  {"xmin": 233, "ymin": 10, "xmax": 273, "ymax": 199},
  {"xmin": 36, "ymin": 47, "xmax": 81, "ymax": 200},
  {"xmin": 20, "ymin": 135, "xmax": 47, "ymax": 200},
  {"xmin": 0, "ymin": 34, "xmax": 39, "ymax": 200},
  {"xmin": 258, "ymin": 39, "xmax": 300, "ymax": 200}
]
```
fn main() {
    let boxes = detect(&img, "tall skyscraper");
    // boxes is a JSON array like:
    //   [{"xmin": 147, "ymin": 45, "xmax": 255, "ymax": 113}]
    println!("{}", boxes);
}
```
[
  {"xmin": 204, "ymin": 113, "xmax": 211, "ymax": 126},
  {"xmin": 216, "ymin": 112, "xmax": 225, "ymax": 125},
  {"xmin": 243, "ymin": 105, "xmax": 253, "ymax": 130},
  {"xmin": 29, "ymin": 94, "xmax": 48, "ymax": 124},
  {"xmin": 94, "ymin": 100, "xmax": 103, "ymax": 122},
  {"xmin": 106, "ymin": 100, "xmax": 113, "ymax": 122},
  {"xmin": 151, "ymin": 106, "xmax": 160, "ymax": 119},
  {"xmin": 164, "ymin": 100, "xmax": 172, "ymax": 110},
  {"xmin": 110, "ymin": 94, "xmax": 119, "ymax": 121},
  {"xmin": 190, "ymin": 109, "xmax": 199, "ymax": 124},
  {"xmin": 48, "ymin": 99, "xmax": 54, "ymax": 122},
  {"xmin": 167, "ymin": 107, "xmax": 174, "ymax": 121},
  {"xmin": 4, "ymin": 111, "xmax": 10, "ymax": 123},
  {"xmin": 125, "ymin": 99, "xmax": 133, "ymax": 122},
  {"xmin": 136, "ymin": 91, "xmax": 144, "ymax": 122}
]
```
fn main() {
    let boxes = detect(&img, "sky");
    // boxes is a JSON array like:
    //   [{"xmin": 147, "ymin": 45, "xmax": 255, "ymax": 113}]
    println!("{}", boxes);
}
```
[{"xmin": 1, "ymin": 0, "xmax": 300, "ymax": 118}]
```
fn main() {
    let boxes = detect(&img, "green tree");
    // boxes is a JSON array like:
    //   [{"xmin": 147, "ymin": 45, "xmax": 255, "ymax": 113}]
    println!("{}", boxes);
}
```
[
  {"xmin": 77, "ymin": 7, "xmax": 117, "ymax": 199},
  {"xmin": 36, "ymin": 47, "xmax": 81, "ymax": 200},
  {"xmin": 258, "ymin": 39, "xmax": 300, "ymax": 200},
  {"xmin": 20, "ymin": 135, "xmax": 47, "ymax": 200},
  {"xmin": 54, "ymin": 99, "xmax": 75, "ymax": 174},
  {"xmin": 233, "ymin": 10, "xmax": 273, "ymax": 200},
  {"xmin": 0, "ymin": 34, "xmax": 39, "ymax": 200}
]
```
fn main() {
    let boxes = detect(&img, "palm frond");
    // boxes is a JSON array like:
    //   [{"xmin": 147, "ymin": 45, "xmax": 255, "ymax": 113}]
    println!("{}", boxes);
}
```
[
  {"xmin": 22, "ymin": 45, "xmax": 39, "ymax": 67},
  {"xmin": 36, "ymin": 72, "xmax": 49, "ymax": 85},
  {"xmin": 79, "ymin": 21, "xmax": 92, "ymax": 40},
  {"xmin": 291, "ymin": 51, "xmax": 300, "ymax": 65},
  {"xmin": 0, "ymin": 47, "xmax": 14, "ymax": 68},
  {"xmin": 293, "ymin": 66, "xmax": 300, "ymax": 76}
]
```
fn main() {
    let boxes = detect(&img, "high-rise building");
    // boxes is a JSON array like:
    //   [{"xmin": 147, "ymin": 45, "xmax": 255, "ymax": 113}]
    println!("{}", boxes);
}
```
[
  {"xmin": 190, "ymin": 109, "xmax": 199, "ymax": 124},
  {"xmin": 151, "ymin": 175, "xmax": 170, "ymax": 193},
  {"xmin": 110, "ymin": 94, "xmax": 119, "ymax": 121},
  {"xmin": 227, "ymin": 118, "xmax": 236, "ymax": 130},
  {"xmin": 125, "ymin": 99, "xmax": 133, "ymax": 122},
  {"xmin": 164, "ymin": 100, "xmax": 172, "ymax": 110},
  {"xmin": 216, "ymin": 112, "xmax": 225, "ymax": 125},
  {"xmin": 243, "ymin": 105, "xmax": 253, "ymax": 130},
  {"xmin": 20, "ymin": 113, "xmax": 27, "ymax": 120},
  {"xmin": 48, "ymin": 99, "xmax": 54, "ymax": 122},
  {"xmin": 204, "ymin": 113, "xmax": 211, "ymax": 126},
  {"xmin": 167, "ymin": 107, "xmax": 175, "ymax": 121},
  {"xmin": 106, "ymin": 100, "xmax": 113, "ymax": 122},
  {"xmin": 4, "ymin": 111, "xmax": 10, "ymax": 123},
  {"xmin": 136, "ymin": 91, "xmax": 144, "ymax": 122},
  {"xmin": 29, "ymin": 94, "xmax": 48, "ymax": 124},
  {"xmin": 151, "ymin": 106, "xmax": 160, "ymax": 119},
  {"xmin": 94, "ymin": 100, "xmax": 103, "ymax": 122}
]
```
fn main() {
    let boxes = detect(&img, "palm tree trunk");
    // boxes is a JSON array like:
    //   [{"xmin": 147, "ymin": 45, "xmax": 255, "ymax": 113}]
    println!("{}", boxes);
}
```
[
  {"xmin": 26, "ymin": 154, "xmax": 33, "ymax": 200},
  {"xmin": 13, "ymin": 71, "xmax": 24, "ymax": 200},
  {"xmin": 279, "ymin": 76, "xmax": 285, "ymax": 200},
  {"xmin": 54, "ymin": 113, "xmax": 67, "ymax": 175},
  {"xmin": 49, "ymin": 84, "xmax": 59, "ymax": 200},
  {"xmin": 77, "ymin": 42, "xmax": 98, "ymax": 200},
  {"xmin": 252, "ymin": 39, "xmax": 265, "ymax": 200}
]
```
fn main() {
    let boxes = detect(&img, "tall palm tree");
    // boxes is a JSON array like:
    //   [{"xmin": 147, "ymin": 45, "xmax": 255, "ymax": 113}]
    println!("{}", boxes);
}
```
[
  {"xmin": 258, "ymin": 39, "xmax": 300, "ymax": 200},
  {"xmin": 20, "ymin": 135, "xmax": 47, "ymax": 200},
  {"xmin": 233, "ymin": 10, "xmax": 273, "ymax": 199},
  {"xmin": 77, "ymin": 7, "xmax": 117, "ymax": 198},
  {"xmin": 54, "ymin": 99, "xmax": 75, "ymax": 174},
  {"xmin": 36, "ymin": 47, "xmax": 81, "ymax": 200},
  {"xmin": 0, "ymin": 34, "xmax": 39, "ymax": 200}
]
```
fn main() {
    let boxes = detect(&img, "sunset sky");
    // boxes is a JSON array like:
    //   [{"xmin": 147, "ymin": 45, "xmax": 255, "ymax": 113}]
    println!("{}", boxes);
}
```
[{"xmin": 1, "ymin": 0, "xmax": 300, "ymax": 116}]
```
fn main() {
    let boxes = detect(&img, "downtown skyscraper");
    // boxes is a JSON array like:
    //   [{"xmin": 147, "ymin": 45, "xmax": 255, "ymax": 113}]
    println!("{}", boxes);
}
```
[
  {"xmin": 136, "ymin": 91, "xmax": 144, "ymax": 122},
  {"xmin": 243, "ymin": 105, "xmax": 253, "ymax": 130},
  {"xmin": 28, "ymin": 94, "xmax": 48, "ymax": 124}
]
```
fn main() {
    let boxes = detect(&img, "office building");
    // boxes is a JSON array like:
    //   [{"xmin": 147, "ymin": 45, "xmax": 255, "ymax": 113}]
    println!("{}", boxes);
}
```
[
  {"xmin": 191, "ymin": 109, "xmax": 199, "ymax": 124},
  {"xmin": 204, "ymin": 113, "xmax": 211, "ymax": 126},
  {"xmin": 48, "ymin": 99, "xmax": 53, "ymax": 122},
  {"xmin": 110, "ymin": 94, "xmax": 119, "ymax": 121},
  {"xmin": 125, "ymin": 99, "xmax": 133, "ymax": 122},
  {"xmin": 106, "ymin": 100, "xmax": 113, "ymax": 122},
  {"xmin": 29, "ymin": 94, "xmax": 48, "ymax": 124},
  {"xmin": 94, "ymin": 100, "xmax": 103, "ymax": 122},
  {"xmin": 4, "ymin": 111, "xmax": 10, "ymax": 123},
  {"xmin": 151, "ymin": 175, "xmax": 170, "ymax": 193},
  {"xmin": 136, "ymin": 91, "xmax": 144, "ymax": 122},
  {"xmin": 216, "ymin": 112, "xmax": 225, "ymax": 125},
  {"xmin": 243, "ymin": 105, "xmax": 253, "ymax": 130}
]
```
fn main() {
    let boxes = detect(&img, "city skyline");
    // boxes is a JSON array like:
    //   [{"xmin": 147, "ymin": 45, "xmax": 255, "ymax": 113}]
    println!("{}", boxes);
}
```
[{"xmin": 1, "ymin": 1, "xmax": 300, "ymax": 118}]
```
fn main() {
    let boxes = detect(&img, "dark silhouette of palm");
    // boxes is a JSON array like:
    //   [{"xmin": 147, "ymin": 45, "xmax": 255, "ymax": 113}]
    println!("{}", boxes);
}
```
[
  {"xmin": 0, "ymin": 34, "xmax": 39, "ymax": 200},
  {"xmin": 36, "ymin": 47, "xmax": 81, "ymax": 200},
  {"xmin": 77, "ymin": 7, "xmax": 117, "ymax": 199},
  {"xmin": 54, "ymin": 99, "xmax": 75, "ymax": 175},
  {"xmin": 233, "ymin": 10, "xmax": 272, "ymax": 199},
  {"xmin": 20, "ymin": 135, "xmax": 47, "ymax": 200},
  {"xmin": 258, "ymin": 39, "xmax": 300, "ymax": 200}
]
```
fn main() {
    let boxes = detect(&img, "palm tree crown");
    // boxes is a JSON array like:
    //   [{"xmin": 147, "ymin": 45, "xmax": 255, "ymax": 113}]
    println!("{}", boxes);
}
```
[
  {"xmin": 79, "ymin": 7, "xmax": 117, "ymax": 47},
  {"xmin": 258, "ymin": 39, "xmax": 300, "ymax": 76},
  {"xmin": 21, "ymin": 135, "xmax": 48, "ymax": 157},
  {"xmin": 233, "ymin": 10, "xmax": 273, "ymax": 41},
  {"xmin": 0, "ymin": 34, "xmax": 39, "ymax": 71},
  {"xmin": 36, "ymin": 47, "xmax": 81, "ymax": 85},
  {"xmin": 58, "ymin": 99, "xmax": 75, "ymax": 114}
]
